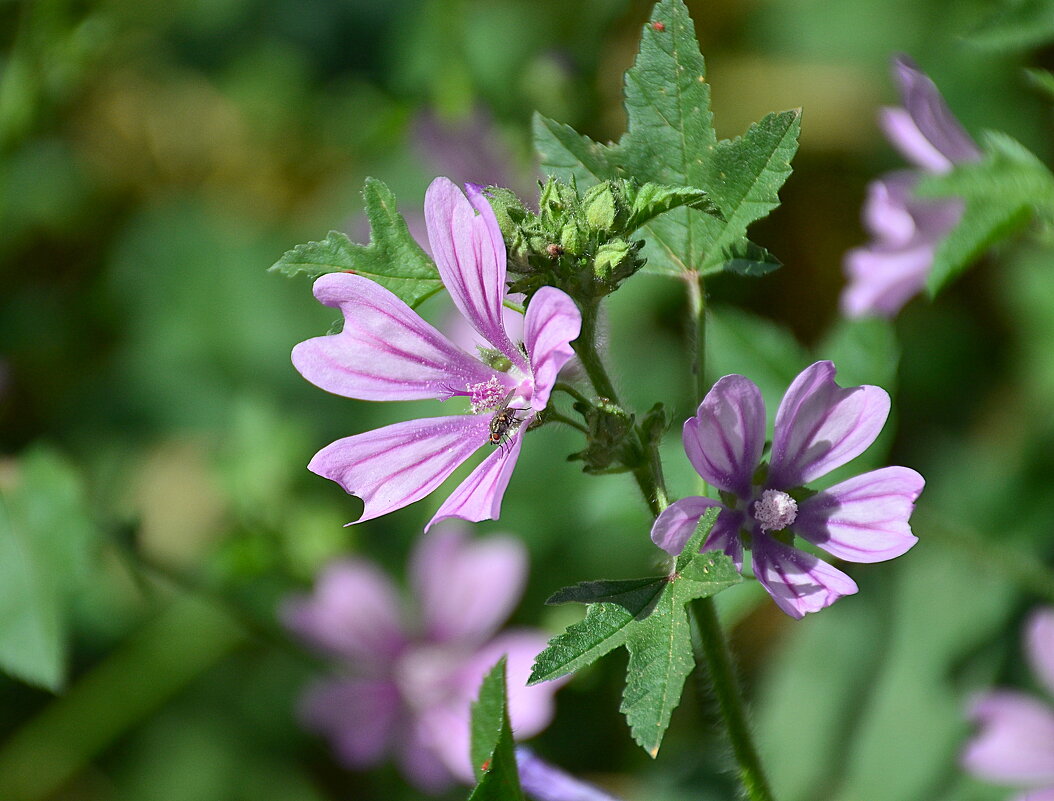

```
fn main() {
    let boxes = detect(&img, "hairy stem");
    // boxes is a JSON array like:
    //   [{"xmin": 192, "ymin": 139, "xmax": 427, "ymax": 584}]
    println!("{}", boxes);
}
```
[
  {"xmin": 574, "ymin": 301, "xmax": 621, "ymax": 404},
  {"xmin": 686, "ymin": 271, "xmax": 707, "ymax": 405}
]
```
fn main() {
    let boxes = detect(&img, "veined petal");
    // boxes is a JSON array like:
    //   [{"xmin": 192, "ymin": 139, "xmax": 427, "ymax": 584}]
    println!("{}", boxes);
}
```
[
  {"xmin": 524, "ymin": 286, "xmax": 581, "ymax": 411},
  {"xmin": 425, "ymin": 178, "xmax": 527, "ymax": 371},
  {"xmin": 425, "ymin": 425, "xmax": 525, "ymax": 529},
  {"xmin": 795, "ymin": 466, "xmax": 923, "ymax": 563},
  {"xmin": 299, "ymin": 678, "xmax": 402, "ymax": 769},
  {"xmin": 310, "ymin": 415, "xmax": 490, "ymax": 523},
  {"xmin": 281, "ymin": 559, "xmax": 407, "ymax": 665},
  {"xmin": 1028, "ymin": 609, "xmax": 1054, "ymax": 699},
  {"xmin": 769, "ymin": 361, "xmax": 890, "ymax": 488},
  {"xmin": 651, "ymin": 497, "xmax": 745, "ymax": 571},
  {"xmin": 963, "ymin": 691, "xmax": 1054, "ymax": 785},
  {"xmin": 410, "ymin": 525, "xmax": 527, "ymax": 646},
  {"xmin": 751, "ymin": 535, "xmax": 859, "ymax": 619},
  {"xmin": 684, "ymin": 374, "xmax": 766, "ymax": 498},
  {"xmin": 293, "ymin": 272, "xmax": 501, "ymax": 401},
  {"xmin": 888, "ymin": 55, "xmax": 981, "ymax": 171}
]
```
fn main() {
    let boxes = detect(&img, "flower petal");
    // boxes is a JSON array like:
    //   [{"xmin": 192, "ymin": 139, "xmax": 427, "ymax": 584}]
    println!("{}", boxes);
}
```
[
  {"xmin": 683, "ymin": 374, "xmax": 767, "ymax": 498},
  {"xmin": 310, "ymin": 415, "xmax": 490, "ymax": 523},
  {"xmin": 293, "ymin": 272, "xmax": 501, "ymax": 401},
  {"xmin": 425, "ymin": 425, "xmax": 525, "ymax": 530},
  {"xmin": 841, "ymin": 239, "xmax": 936, "ymax": 319},
  {"xmin": 963, "ymin": 691, "xmax": 1054, "ymax": 785},
  {"xmin": 768, "ymin": 361, "xmax": 890, "ymax": 488},
  {"xmin": 750, "ymin": 535, "xmax": 859, "ymax": 619},
  {"xmin": 1029, "ymin": 609, "xmax": 1054, "ymax": 699},
  {"xmin": 281, "ymin": 559, "xmax": 406, "ymax": 664},
  {"xmin": 410, "ymin": 525, "xmax": 527, "ymax": 646},
  {"xmin": 299, "ymin": 678, "xmax": 402, "ymax": 768},
  {"xmin": 396, "ymin": 717, "xmax": 458, "ymax": 792},
  {"xmin": 524, "ymin": 286, "xmax": 581, "ymax": 411},
  {"xmin": 886, "ymin": 55, "xmax": 981, "ymax": 171},
  {"xmin": 860, "ymin": 173, "xmax": 919, "ymax": 245},
  {"xmin": 516, "ymin": 748, "xmax": 621, "ymax": 801},
  {"xmin": 425, "ymin": 177, "xmax": 527, "ymax": 371},
  {"xmin": 650, "ymin": 497, "xmax": 745, "ymax": 570},
  {"xmin": 795, "ymin": 466, "xmax": 923, "ymax": 563},
  {"xmin": 1011, "ymin": 790, "xmax": 1054, "ymax": 801}
]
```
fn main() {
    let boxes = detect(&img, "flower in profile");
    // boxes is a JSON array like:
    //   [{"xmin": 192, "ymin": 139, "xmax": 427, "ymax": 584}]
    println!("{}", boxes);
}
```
[
  {"xmin": 962, "ymin": 608, "xmax": 1054, "ymax": 800},
  {"xmin": 282, "ymin": 525, "xmax": 563, "ymax": 792},
  {"xmin": 293, "ymin": 177, "xmax": 581, "ymax": 529},
  {"xmin": 842, "ymin": 55, "xmax": 981, "ymax": 318},
  {"xmin": 651, "ymin": 361, "xmax": 924, "ymax": 618}
]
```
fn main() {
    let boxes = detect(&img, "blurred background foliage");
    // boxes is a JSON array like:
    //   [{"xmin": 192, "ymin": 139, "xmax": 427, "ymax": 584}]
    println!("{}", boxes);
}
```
[{"xmin": 2, "ymin": 0, "xmax": 1054, "ymax": 799}]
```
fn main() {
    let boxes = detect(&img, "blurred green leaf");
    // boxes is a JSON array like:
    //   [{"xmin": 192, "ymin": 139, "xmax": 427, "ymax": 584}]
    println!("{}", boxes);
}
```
[
  {"xmin": 270, "ymin": 178, "xmax": 442, "ymax": 308},
  {"xmin": 468, "ymin": 657, "xmax": 525, "ymax": 801},
  {"xmin": 0, "ymin": 447, "xmax": 97, "ymax": 690},
  {"xmin": 919, "ymin": 131, "xmax": 1054, "ymax": 297},
  {"xmin": 530, "ymin": 510, "xmax": 741, "ymax": 755},
  {"xmin": 968, "ymin": 0, "xmax": 1054, "ymax": 51},
  {"xmin": 533, "ymin": 0, "xmax": 799, "ymax": 279}
]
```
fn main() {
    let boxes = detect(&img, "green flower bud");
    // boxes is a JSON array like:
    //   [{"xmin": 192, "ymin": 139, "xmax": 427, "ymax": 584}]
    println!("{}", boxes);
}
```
[{"xmin": 583, "ymin": 183, "xmax": 617, "ymax": 232}]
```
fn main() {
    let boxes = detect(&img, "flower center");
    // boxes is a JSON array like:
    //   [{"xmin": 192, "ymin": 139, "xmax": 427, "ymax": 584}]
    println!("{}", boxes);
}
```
[
  {"xmin": 752, "ymin": 489, "xmax": 798, "ymax": 532},
  {"xmin": 466, "ymin": 376, "xmax": 509, "ymax": 413}
]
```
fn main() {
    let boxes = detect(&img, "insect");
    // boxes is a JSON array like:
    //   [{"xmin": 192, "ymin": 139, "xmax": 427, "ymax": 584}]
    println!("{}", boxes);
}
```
[{"xmin": 488, "ymin": 392, "xmax": 528, "ymax": 450}]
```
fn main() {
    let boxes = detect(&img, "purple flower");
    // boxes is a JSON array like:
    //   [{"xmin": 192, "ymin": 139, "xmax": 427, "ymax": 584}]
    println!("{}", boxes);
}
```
[
  {"xmin": 651, "ymin": 361, "xmax": 924, "ymax": 618},
  {"xmin": 282, "ymin": 525, "xmax": 564, "ymax": 792},
  {"xmin": 842, "ymin": 55, "xmax": 982, "ymax": 318},
  {"xmin": 293, "ymin": 177, "xmax": 581, "ymax": 529},
  {"xmin": 962, "ymin": 608, "xmax": 1054, "ymax": 800}
]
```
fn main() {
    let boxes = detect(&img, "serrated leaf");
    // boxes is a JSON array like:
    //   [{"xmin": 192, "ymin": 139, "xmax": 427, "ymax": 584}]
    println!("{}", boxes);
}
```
[
  {"xmin": 918, "ymin": 131, "xmax": 1054, "ymax": 296},
  {"xmin": 546, "ymin": 576, "xmax": 666, "ymax": 616},
  {"xmin": 624, "ymin": 183, "xmax": 722, "ymax": 233},
  {"xmin": 720, "ymin": 238, "xmax": 783, "ymax": 276},
  {"xmin": 0, "ymin": 448, "xmax": 98, "ymax": 690},
  {"xmin": 270, "ymin": 178, "xmax": 443, "ymax": 308},
  {"xmin": 468, "ymin": 658, "xmax": 526, "ymax": 801},
  {"xmin": 530, "ymin": 510, "xmax": 740, "ymax": 754},
  {"xmin": 620, "ymin": 588, "xmax": 694, "ymax": 757},
  {"xmin": 529, "ymin": 602, "xmax": 637, "ymax": 684},
  {"xmin": 533, "ymin": 0, "xmax": 799, "ymax": 279}
]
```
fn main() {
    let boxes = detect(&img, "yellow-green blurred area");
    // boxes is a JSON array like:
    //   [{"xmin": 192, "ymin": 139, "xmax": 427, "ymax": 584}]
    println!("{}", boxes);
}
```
[{"xmin": 2, "ymin": 0, "xmax": 1054, "ymax": 799}]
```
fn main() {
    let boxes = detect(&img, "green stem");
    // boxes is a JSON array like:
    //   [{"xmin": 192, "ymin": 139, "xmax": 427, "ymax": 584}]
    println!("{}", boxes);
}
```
[
  {"xmin": 553, "ymin": 381, "xmax": 591, "ymax": 406},
  {"xmin": 546, "ymin": 410, "xmax": 590, "ymax": 435},
  {"xmin": 574, "ymin": 300, "xmax": 621, "ymax": 404},
  {"xmin": 686, "ymin": 268, "xmax": 776, "ymax": 801},
  {"xmin": 691, "ymin": 597, "xmax": 777, "ymax": 801},
  {"xmin": 686, "ymin": 271, "xmax": 707, "ymax": 404}
]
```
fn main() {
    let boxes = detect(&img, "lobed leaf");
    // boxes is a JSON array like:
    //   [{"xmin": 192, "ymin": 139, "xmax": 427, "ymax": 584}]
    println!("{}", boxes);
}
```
[
  {"xmin": 270, "ymin": 178, "xmax": 443, "ymax": 308},
  {"xmin": 468, "ymin": 657, "xmax": 525, "ymax": 801},
  {"xmin": 530, "ymin": 509, "xmax": 740, "ymax": 755},
  {"xmin": 533, "ymin": 0, "xmax": 799, "ymax": 279}
]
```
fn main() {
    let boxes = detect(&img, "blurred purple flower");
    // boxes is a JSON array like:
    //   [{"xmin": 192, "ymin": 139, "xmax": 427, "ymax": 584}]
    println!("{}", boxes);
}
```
[
  {"xmin": 651, "ymin": 361, "xmax": 924, "ymax": 618},
  {"xmin": 842, "ymin": 55, "xmax": 982, "ymax": 318},
  {"xmin": 293, "ymin": 177, "xmax": 581, "ymax": 529},
  {"xmin": 516, "ymin": 747, "xmax": 622, "ymax": 801},
  {"xmin": 963, "ymin": 608, "xmax": 1054, "ymax": 800},
  {"xmin": 282, "ymin": 525, "xmax": 563, "ymax": 793}
]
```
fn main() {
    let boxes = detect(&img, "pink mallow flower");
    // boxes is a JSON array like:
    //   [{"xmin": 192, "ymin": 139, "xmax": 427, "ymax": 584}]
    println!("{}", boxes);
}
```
[
  {"xmin": 651, "ymin": 361, "xmax": 924, "ymax": 618},
  {"xmin": 962, "ymin": 608, "xmax": 1054, "ymax": 801},
  {"xmin": 842, "ymin": 55, "xmax": 982, "ymax": 318},
  {"xmin": 281, "ymin": 526, "xmax": 563, "ymax": 793},
  {"xmin": 293, "ymin": 177, "xmax": 581, "ymax": 529}
]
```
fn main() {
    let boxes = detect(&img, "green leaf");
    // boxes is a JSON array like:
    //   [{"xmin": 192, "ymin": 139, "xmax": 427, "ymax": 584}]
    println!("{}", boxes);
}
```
[
  {"xmin": 546, "ymin": 576, "xmax": 667, "ymax": 615},
  {"xmin": 968, "ymin": 0, "xmax": 1054, "ymax": 51},
  {"xmin": 270, "ymin": 178, "xmax": 443, "ymax": 308},
  {"xmin": 468, "ymin": 658, "xmax": 526, "ymax": 801},
  {"xmin": 530, "ymin": 510, "xmax": 741, "ymax": 754},
  {"xmin": 623, "ymin": 183, "xmax": 722, "ymax": 233},
  {"xmin": 533, "ymin": 0, "xmax": 799, "ymax": 279},
  {"xmin": 0, "ymin": 447, "xmax": 98, "ymax": 690},
  {"xmin": 918, "ymin": 131, "xmax": 1054, "ymax": 296}
]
